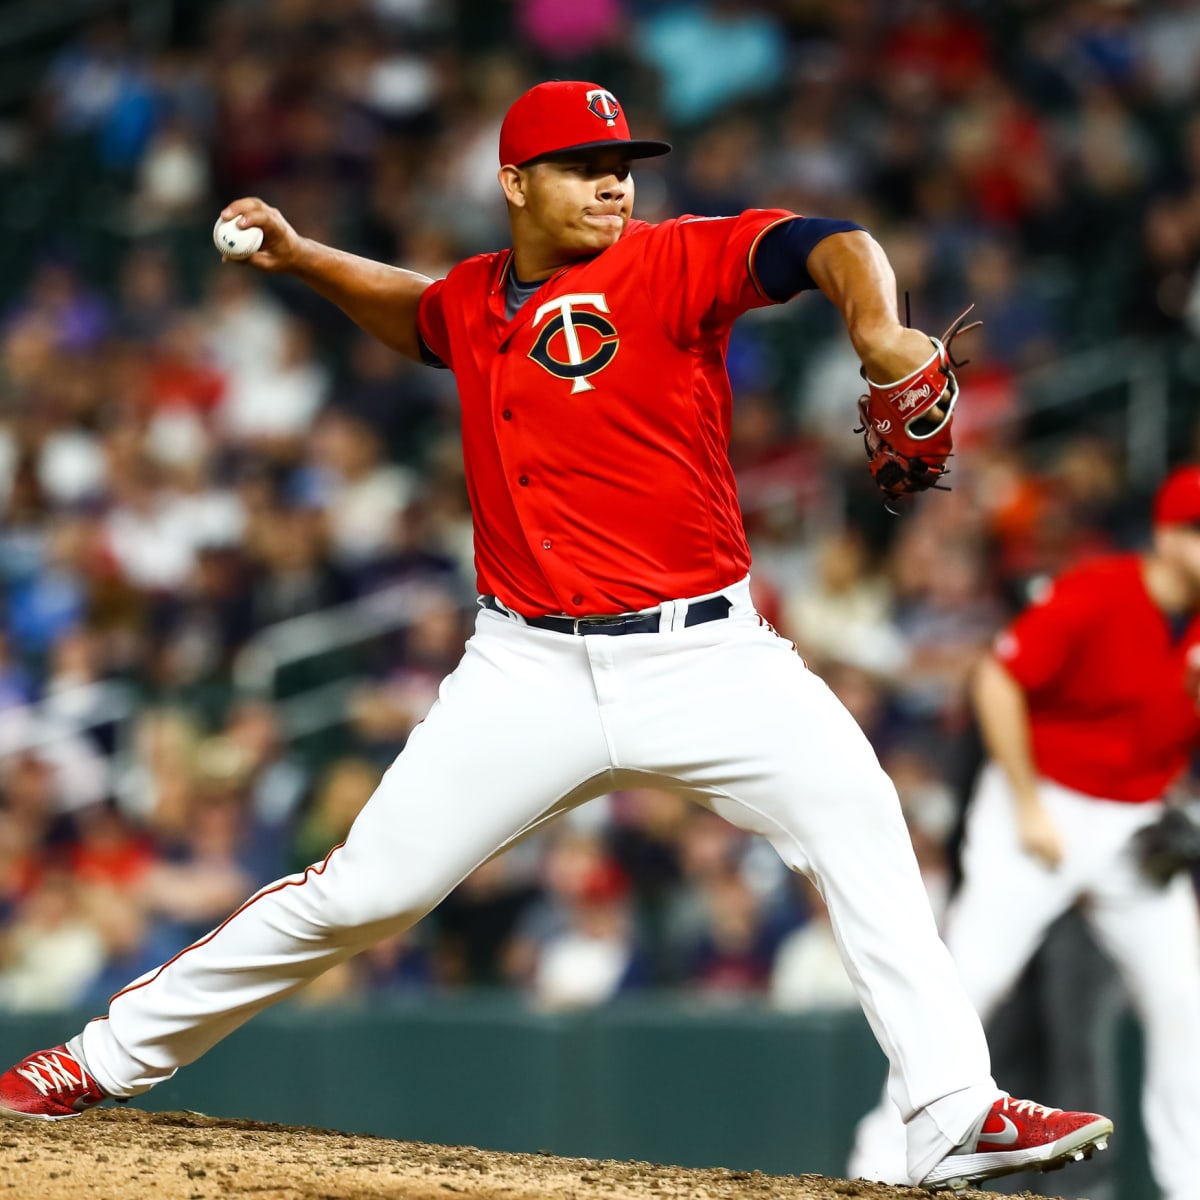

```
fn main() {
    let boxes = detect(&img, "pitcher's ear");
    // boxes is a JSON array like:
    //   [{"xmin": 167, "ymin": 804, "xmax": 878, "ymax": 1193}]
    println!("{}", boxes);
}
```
[{"xmin": 498, "ymin": 165, "xmax": 527, "ymax": 208}]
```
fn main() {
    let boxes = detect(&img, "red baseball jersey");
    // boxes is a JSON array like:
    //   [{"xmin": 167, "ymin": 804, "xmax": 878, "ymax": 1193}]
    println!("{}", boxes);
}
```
[
  {"xmin": 993, "ymin": 554, "xmax": 1200, "ymax": 802},
  {"xmin": 416, "ymin": 210, "xmax": 794, "ymax": 616}
]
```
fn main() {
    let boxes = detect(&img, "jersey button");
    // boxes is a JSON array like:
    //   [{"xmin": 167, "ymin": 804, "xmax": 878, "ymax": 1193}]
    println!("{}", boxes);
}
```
[
  {"xmin": 502, "ymin": 409, "xmax": 512, "ymax": 420},
  {"xmin": 572, "ymin": 594, "xmax": 584, "ymax": 606},
  {"xmin": 518, "ymin": 475, "xmax": 529, "ymax": 486},
  {"xmin": 542, "ymin": 539, "xmax": 552, "ymax": 549}
]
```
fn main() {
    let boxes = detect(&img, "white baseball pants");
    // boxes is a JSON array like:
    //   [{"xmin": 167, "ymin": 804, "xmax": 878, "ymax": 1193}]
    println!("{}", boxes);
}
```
[
  {"xmin": 74, "ymin": 577, "xmax": 997, "ymax": 1182},
  {"xmin": 848, "ymin": 764, "xmax": 1200, "ymax": 1200}
]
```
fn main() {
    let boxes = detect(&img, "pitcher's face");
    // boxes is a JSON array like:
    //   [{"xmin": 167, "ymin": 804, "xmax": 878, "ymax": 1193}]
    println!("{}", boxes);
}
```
[{"xmin": 502, "ymin": 150, "xmax": 635, "ymax": 264}]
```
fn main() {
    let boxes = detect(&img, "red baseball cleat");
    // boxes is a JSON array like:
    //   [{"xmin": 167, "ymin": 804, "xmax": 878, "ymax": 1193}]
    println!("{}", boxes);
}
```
[
  {"xmin": 0, "ymin": 1045, "xmax": 109, "ymax": 1120},
  {"xmin": 920, "ymin": 1095, "xmax": 1113, "ymax": 1191}
]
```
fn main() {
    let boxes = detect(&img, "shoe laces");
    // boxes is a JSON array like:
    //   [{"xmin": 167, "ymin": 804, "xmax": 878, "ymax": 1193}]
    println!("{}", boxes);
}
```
[
  {"xmin": 15, "ymin": 1051, "xmax": 87, "ymax": 1098},
  {"xmin": 1002, "ymin": 1096, "xmax": 1061, "ymax": 1119}
]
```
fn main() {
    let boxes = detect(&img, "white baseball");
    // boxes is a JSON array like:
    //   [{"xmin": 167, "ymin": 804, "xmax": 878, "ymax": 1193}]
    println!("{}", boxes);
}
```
[{"xmin": 213, "ymin": 216, "xmax": 264, "ymax": 260}]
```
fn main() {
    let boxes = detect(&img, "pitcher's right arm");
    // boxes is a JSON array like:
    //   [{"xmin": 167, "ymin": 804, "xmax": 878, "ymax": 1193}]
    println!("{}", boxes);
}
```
[{"xmin": 218, "ymin": 198, "xmax": 433, "ymax": 362}]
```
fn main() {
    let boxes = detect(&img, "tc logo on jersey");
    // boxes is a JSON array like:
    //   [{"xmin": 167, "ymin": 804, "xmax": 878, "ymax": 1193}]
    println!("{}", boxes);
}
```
[
  {"xmin": 586, "ymin": 89, "xmax": 620, "ymax": 126},
  {"xmin": 529, "ymin": 294, "xmax": 619, "ymax": 394}
]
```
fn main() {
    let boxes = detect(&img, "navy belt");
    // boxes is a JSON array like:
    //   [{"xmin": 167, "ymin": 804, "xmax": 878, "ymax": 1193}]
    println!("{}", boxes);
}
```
[{"xmin": 481, "ymin": 594, "xmax": 732, "ymax": 636}]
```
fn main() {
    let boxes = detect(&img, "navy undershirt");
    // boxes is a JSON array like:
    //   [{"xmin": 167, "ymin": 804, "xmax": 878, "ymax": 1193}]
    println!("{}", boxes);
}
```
[
  {"xmin": 1166, "ymin": 609, "xmax": 1194, "ymax": 644},
  {"xmin": 752, "ymin": 216, "xmax": 865, "ymax": 302},
  {"xmin": 506, "ymin": 272, "xmax": 542, "ymax": 320}
]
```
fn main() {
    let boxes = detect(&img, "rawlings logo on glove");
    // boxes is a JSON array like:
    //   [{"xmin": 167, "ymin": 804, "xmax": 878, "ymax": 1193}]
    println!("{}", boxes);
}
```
[
  {"xmin": 895, "ymin": 382, "xmax": 936, "ymax": 412},
  {"xmin": 856, "ymin": 306, "xmax": 980, "ymax": 514}
]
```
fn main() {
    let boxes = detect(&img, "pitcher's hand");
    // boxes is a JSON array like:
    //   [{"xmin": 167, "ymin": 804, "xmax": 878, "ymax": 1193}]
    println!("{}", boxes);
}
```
[{"xmin": 217, "ymin": 198, "xmax": 306, "ymax": 273}]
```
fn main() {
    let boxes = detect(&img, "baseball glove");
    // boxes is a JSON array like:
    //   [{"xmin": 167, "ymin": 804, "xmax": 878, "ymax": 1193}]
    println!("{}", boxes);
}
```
[
  {"xmin": 856, "ymin": 306, "xmax": 980, "ymax": 514},
  {"xmin": 1132, "ymin": 804, "xmax": 1200, "ymax": 887}
]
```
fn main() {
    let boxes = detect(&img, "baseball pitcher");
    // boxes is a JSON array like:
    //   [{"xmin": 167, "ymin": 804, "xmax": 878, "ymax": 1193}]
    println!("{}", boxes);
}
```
[{"xmin": 1, "ymin": 81, "xmax": 1111, "ymax": 1191}]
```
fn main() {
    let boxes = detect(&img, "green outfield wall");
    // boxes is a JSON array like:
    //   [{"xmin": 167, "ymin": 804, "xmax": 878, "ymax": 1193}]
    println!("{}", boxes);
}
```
[{"xmin": 0, "ymin": 997, "xmax": 1152, "ymax": 1198}]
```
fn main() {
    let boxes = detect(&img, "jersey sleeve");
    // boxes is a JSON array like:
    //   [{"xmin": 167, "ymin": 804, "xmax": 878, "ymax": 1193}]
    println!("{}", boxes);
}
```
[
  {"xmin": 640, "ymin": 209, "xmax": 797, "ymax": 345},
  {"xmin": 416, "ymin": 277, "xmax": 452, "ymax": 369},
  {"xmin": 992, "ymin": 571, "xmax": 1100, "ymax": 695}
]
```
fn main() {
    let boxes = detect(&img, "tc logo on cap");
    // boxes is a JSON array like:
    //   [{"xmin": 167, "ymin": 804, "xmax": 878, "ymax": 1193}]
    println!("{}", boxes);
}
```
[{"xmin": 586, "ymin": 89, "xmax": 620, "ymax": 126}]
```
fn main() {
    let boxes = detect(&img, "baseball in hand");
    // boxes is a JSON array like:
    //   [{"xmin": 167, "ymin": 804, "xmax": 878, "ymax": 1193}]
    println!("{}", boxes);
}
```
[{"xmin": 213, "ymin": 216, "xmax": 264, "ymax": 260}]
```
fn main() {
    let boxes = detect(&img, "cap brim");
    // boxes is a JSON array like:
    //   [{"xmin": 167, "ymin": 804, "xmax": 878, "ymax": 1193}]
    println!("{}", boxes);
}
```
[{"xmin": 516, "ymin": 139, "xmax": 672, "ymax": 167}]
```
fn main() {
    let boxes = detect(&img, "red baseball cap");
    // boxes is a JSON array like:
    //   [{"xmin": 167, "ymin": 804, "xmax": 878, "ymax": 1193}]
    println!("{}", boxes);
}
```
[
  {"xmin": 1153, "ymin": 464, "xmax": 1200, "ymax": 527},
  {"xmin": 499, "ymin": 81, "xmax": 671, "ymax": 167}
]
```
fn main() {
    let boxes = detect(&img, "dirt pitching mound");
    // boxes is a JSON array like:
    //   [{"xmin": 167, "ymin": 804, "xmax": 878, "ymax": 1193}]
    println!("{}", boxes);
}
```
[{"xmin": 0, "ymin": 1109, "xmax": 1060, "ymax": 1200}]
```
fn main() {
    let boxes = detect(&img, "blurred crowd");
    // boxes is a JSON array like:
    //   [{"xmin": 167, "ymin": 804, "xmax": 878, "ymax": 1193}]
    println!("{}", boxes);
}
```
[{"xmin": 2, "ymin": 0, "xmax": 1200, "ymax": 1015}]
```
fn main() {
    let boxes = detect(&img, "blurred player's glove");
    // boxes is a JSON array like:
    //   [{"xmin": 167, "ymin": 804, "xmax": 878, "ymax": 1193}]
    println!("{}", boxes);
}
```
[
  {"xmin": 856, "ymin": 307, "xmax": 980, "ymax": 514},
  {"xmin": 1133, "ymin": 805, "xmax": 1200, "ymax": 887}
]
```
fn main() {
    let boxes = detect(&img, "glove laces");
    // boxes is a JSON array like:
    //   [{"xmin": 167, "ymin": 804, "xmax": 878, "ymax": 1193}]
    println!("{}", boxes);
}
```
[{"xmin": 940, "ymin": 303, "xmax": 982, "ymax": 369}]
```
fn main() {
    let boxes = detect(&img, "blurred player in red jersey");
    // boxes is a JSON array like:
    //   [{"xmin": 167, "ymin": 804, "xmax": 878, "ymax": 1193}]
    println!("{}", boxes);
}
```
[
  {"xmin": 851, "ymin": 464, "xmax": 1200, "ymax": 1200},
  {"xmin": 0, "ymin": 81, "xmax": 1110, "ymax": 1190}
]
